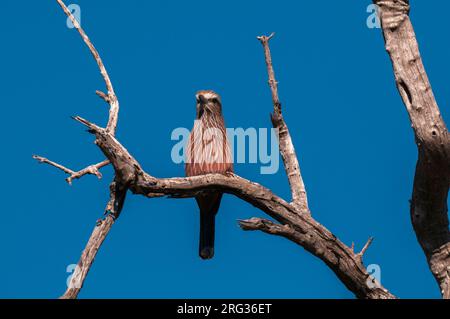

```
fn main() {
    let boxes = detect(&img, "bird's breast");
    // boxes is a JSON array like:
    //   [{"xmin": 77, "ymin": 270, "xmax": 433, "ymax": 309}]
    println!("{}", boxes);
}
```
[{"xmin": 185, "ymin": 119, "xmax": 233, "ymax": 176}]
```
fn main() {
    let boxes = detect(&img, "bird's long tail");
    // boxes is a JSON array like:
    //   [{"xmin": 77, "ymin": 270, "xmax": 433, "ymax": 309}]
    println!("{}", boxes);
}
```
[{"xmin": 197, "ymin": 194, "xmax": 222, "ymax": 260}]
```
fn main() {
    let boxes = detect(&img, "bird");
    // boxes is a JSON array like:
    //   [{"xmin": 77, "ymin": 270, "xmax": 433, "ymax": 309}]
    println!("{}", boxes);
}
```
[{"xmin": 185, "ymin": 90, "xmax": 233, "ymax": 260}]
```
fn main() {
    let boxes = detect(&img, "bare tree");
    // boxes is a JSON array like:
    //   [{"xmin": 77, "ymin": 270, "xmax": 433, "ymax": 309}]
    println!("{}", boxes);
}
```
[{"xmin": 33, "ymin": 0, "xmax": 448, "ymax": 299}]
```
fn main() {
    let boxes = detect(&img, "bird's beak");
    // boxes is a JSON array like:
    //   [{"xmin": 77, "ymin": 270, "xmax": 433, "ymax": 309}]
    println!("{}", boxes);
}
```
[{"xmin": 198, "ymin": 94, "xmax": 208, "ymax": 105}]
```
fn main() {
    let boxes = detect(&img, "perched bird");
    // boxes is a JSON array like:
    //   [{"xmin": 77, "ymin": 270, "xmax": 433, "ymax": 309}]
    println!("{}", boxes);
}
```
[{"xmin": 185, "ymin": 90, "xmax": 233, "ymax": 259}]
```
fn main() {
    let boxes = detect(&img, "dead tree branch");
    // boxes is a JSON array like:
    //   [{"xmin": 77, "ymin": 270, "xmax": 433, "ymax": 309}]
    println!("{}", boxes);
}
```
[
  {"xmin": 33, "ymin": 155, "xmax": 75, "ymax": 175},
  {"xmin": 61, "ymin": 179, "xmax": 127, "ymax": 299},
  {"xmin": 374, "ymin": 0, "xmax": 450, "ymax": 298},
  {"xmin": 68, "ymin": 79, "xmax": 395, "ymax": 299},
  {"xmin": 34, "ymin": 0, "xmax": 400, "ymax": 299},
  {"xmin": 33, "ymin": 155, "xmax": 109, "ymax": 185},
  {"xmin": 34, "ymin": 0, "xmax": 124, "ymax": 298},
  {"xmin": 257, "ymin": 33, "xmax": 308, "ymax": 213},
  {"xmin": 56, "ymin": 0, "xmax": 119, "ymax": 134},
  {"xmin": 357, "ymin": 237, "xmax": 374, "ymax": 261}
]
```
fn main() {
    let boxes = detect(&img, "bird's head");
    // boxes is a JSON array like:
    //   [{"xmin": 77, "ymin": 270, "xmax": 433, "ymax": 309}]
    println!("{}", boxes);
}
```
[{"xmin": 196, "ymin": 90, "xmax": 222, "ymax": 119}]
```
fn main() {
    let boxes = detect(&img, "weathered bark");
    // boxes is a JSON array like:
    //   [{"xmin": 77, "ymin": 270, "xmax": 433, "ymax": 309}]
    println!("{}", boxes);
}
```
[
  {"xmin": 70, "ymin": 113, "xmax": 395, "ymax": 299},
  {"xmin": 374, "ymin": 0, "xmax": 450, "ymax": 298},
  {"xmin": 258, "ymin": 34, "xmax": 308, "ymax": 213},
  {"xmin": 56, "ymin": 0, "xmax": 119, "ymax": 135},
  {"xmin": 61, "ymin": 180, "xmax": 127, "ymax": 299},
  {"xmin": 240, "ymin": 219, "xmax": 383, "ymax": 299},
  {"xmin": 54, "ymin": 0, "xmax": 121, "ymax": 299}
]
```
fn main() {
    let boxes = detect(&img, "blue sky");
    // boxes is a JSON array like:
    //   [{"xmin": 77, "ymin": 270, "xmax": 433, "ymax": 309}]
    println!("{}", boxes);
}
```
[{"xmin": 0, "ymin": 1, "xmax": 448, "ymax": 298}]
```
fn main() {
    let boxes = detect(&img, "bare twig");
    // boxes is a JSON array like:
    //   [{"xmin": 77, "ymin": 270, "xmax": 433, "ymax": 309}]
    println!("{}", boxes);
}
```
[
  {"xmin": 33, "ymin": 155, "xmax": 75, "ymax": 175},
  {"xmin": 56, "ymin": 0, "xmax": 119, "ymax": 135},
  {"xmin": 357, "ymin": 237, "xmax": 374, "ymax": 260},
  {"xmin": 66, "ymin": 160, "xmax": 110, "ymax": 184},
  {"xmin": 374, "ymin": 0, "xmax": 450, "ymax": 299},
  {"xmin": 257, "ymin": 34, "xmax": 308, "ymax": 213},
  {"xmin": 33, "ymin": 155, "xmax": 110, "ymax": 185},
  {"xmin": 95, "ymin": 90, "xmax": 110, "ymax": 103}
]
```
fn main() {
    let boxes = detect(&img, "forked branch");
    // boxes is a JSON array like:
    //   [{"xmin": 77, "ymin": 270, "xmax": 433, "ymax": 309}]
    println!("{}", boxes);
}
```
[
  {"xmin": 35, "ymin": 0, "xmax": 398, "ymax": 299},
  {"xmin": 33, "ymin": 155, "xmax": 109, "ymax": 185},
  {"xmin": 72, "ymin": 112, "xmax": 394, "ymax": 299}
]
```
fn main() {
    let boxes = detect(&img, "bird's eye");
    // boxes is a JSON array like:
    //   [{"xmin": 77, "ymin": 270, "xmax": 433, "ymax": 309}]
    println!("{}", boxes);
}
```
[{"xmin": 211, "ymin": 98, "xmax": 218, "ymax": 104}]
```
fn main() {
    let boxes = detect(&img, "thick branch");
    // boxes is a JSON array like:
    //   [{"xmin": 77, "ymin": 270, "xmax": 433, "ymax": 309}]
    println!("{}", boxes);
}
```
[
  {"xmin": 258, "ymin": 34, "xmax": 308, "ymax": 213},
  {"xmin": 374, "ymin": 0, "xmax": 450, "ymax": 298},
  {"xmin": 33, "ymin": 155, "xmax": 110, "ymax": 185},
  {"xmin": 74, "ymin": 117, "xmax": 395, "ymax": 299},
  {"xmin": 61, "ymin": 179, "xmax": 127, "ymax": 299},
  {"xmin": 238, "ymin": 218, "xmax": 390, "ymax": 299},
  {"xmin": 239, "ymin": 217, "xmax": 293, "ymax": 234}
]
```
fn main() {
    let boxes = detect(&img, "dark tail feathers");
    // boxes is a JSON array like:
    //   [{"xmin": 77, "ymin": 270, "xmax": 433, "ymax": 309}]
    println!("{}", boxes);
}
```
[
  {"xmin": 199, "ymin": 211, "xmax": 215, "ymax": 259},
  {"xmin": 197, "ymin": 193, "xmax": 222, "ymax": 260}
]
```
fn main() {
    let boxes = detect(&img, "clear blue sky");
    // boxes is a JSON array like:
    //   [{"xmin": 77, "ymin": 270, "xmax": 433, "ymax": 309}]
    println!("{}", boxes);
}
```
[{"xmin": 1, "ymin": 0, "xmax": 448, "ymax": 298}]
